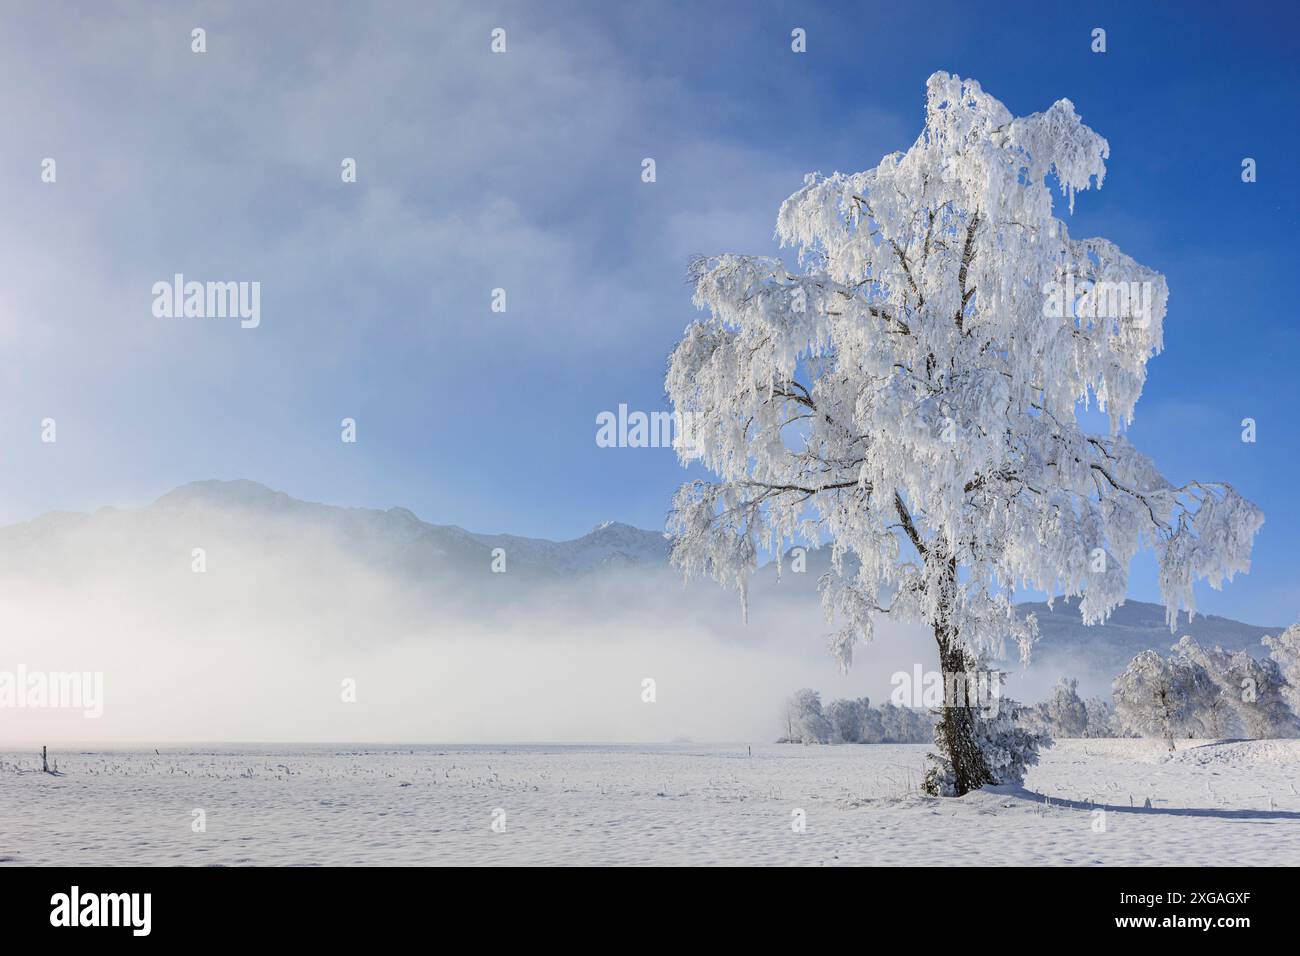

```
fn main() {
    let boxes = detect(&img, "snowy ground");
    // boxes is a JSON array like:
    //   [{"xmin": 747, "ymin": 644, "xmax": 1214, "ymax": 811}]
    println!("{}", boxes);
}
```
[{"xmin": 2, "ymin": 740, "xmax": 1298, "ymax": 865}]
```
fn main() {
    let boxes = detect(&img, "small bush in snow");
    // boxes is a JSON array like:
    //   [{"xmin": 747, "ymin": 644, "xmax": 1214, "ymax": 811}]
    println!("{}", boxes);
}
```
[{"xmin": 923, "ymin": 697, "xmax": 1048, "ymax": 797}]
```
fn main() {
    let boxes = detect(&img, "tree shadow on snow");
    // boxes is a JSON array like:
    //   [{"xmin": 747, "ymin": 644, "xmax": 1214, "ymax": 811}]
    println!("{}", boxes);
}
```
[{"xmin": 987, "ymin": 785, "xmax": 1300, "ymax": 821}]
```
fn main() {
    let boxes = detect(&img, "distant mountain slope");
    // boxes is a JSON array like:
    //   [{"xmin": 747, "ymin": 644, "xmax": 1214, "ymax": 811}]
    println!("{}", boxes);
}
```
[
  {"xmin": 0, "ymin": 481, "xmax": 1279, "ymax": 680},
  {"xmin": 1016, "ymin": 596, "xmax": 1282, "ymax": 680},
  {"xmin": 0, "ymin": 480, "xmax": 669, "ymax": 585},
  {"xmin": 466, "ymin": 520, "xmax": 670, "ymax": 572}
]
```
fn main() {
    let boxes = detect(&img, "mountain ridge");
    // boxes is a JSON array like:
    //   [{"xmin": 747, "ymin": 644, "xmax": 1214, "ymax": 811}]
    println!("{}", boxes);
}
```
[
  {"xmin": 0, "ymin": 479, "xmax": 672, "ymax": 579},
  {"xmin": 0, "ymin": 480, "xmax": 1282, "ymax": 677}
]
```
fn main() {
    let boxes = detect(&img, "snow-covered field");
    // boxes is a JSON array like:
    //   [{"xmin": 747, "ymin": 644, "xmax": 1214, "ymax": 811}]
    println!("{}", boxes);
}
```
[{"xmin": 2, "ymin": 740, "xmax": 1298, "ymax": 866}]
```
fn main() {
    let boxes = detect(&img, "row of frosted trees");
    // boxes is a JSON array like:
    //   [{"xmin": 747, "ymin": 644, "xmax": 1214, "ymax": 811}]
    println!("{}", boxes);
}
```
[
  {"xmin": 1069, "ymin": 625, "xmax": 1300, "ymax": 749},
  {"xmin": 779, "ymin": 690, "xmax": 933, "ymax": 744},
  {"xmin": 784, "ymin": 624, "xmax": 1300, "ymax": 749}
]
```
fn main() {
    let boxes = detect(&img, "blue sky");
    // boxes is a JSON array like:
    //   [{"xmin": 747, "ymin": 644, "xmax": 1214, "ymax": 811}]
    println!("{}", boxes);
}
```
[{"xmin": 2, "ymin": 1, "xmax": 1296, "ymax": 623}]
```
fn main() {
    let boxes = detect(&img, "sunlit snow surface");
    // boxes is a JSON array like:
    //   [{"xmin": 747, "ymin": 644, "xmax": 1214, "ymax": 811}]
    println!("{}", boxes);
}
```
[{"xmin": 3, "ymin": 740, "xmax": 1298, "ymax": 865}]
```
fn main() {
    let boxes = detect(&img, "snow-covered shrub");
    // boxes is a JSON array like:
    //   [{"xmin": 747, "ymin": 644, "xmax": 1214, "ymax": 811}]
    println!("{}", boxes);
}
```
[{"xmin": 923, "ymin": 697, "xmax": 1048, "ymax": 796}]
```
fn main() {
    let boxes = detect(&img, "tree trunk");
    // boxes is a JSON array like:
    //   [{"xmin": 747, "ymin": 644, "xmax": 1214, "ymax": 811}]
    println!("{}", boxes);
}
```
[
  {"xmin": 928, "ymin": 554, "xmax": 994, "ymax": 796},
  {"xmin": 933, "ymin": 634, "xmax": 995, "ymax": 795},
  {"xmin": 1156, "ymin": 687, "xmax": 1176, "ymax": 751}
]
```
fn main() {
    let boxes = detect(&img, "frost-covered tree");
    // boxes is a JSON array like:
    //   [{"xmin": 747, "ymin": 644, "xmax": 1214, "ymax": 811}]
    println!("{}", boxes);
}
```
[
  {"xmin": 1021, "ymin": 679, "xmax": 1112, "ymax": 737},
  {"xmin": 1170, "ymin": 636, "xmax": 1296, "ymax": 738},
  {"xmin": 1263, "ymin": 624, "xmax": 1300, "ymax": 716},
  {"xmin": 876, "ymin": 701, "xmax": 934, "ymax": 743},
  {"xmin": 1083, "ymin": 695, "xmax": 1118, "ymax": 738},
  {"xmin": 1037, "ymin": 677, "xmax": 1090, "ymax": 737},
  {"xmin": 902, "ymin": 705, "xmax": 937, "ymax": 744},
  {"xmin": 1112, "ymin": 650, "xmax": 1217, "ymax": 749},
  {"xmin": 783, "ymin": 688, "xmax": 832, "ymax": 744},
  {"xmin": 859, "ymin": 699, "xmax": 886, "ymax": 743},
  {"xmin": 878, "ymin": 702, "xmax": 908, "ymax": 742},
  {"xmin": 1170, "ymin": 636, "xmax": 1238, "ymax": 737},
  {"xmin": 1229, "ymin": 652, "xmax": 1296, "ymax": 739},
  {"xmin": 788, "ymin": 693, "xmax": 932, "ymax": 743},
  {"xmin": 827, "ymin": 697, "xmax": 865, "ymax": 743},
  {"xmin": 666, "ymin": 72, "xmax": 1263, "ymax": 794},
  {"xmin": 780, "ymin": 693, "xmax": 801, "ymax": 742}
]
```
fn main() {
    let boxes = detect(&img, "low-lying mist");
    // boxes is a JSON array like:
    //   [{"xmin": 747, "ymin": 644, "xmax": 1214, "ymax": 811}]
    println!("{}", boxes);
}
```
[{"xmin": 0, "ymin": 486, "xmax": 1122, "ymax": 745}]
